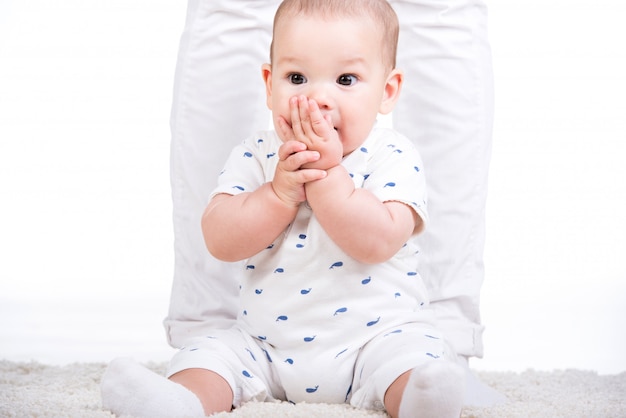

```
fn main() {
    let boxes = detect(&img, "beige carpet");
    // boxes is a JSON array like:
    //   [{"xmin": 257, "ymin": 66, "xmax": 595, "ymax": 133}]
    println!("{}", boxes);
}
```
[{"xmin": 1, "ymin": 360, "xmax": 625, "ymax": 417}]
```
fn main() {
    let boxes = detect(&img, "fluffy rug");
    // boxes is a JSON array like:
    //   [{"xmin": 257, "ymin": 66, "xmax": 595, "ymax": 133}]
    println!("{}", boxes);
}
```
[{"xmin": 1, "ymin": 360, "xmax": 625, "ymax": 417}]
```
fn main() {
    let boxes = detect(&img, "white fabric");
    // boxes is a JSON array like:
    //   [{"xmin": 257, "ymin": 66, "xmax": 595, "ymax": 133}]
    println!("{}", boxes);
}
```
[
  {"xmin": 165, "ymin": 0, "xmax": 493, "ymax": 361},
  {"xmin": 165, "ymin": 0, "xmax": 274, "ymax": 340},
  {"xmin": 392, "ymin": 0, "xmax": 494, "ymax": 360}
]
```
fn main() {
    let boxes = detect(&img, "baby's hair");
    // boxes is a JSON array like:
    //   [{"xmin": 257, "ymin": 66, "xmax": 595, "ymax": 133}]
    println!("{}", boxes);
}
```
[{"xmin": 270, "ymin": 0, "xmax": 399, "ymax": 71}]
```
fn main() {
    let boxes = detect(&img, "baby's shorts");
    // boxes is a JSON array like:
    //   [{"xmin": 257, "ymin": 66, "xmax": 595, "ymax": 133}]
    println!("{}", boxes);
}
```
[{"xmin": 166, "ymin": 323, "xmax": 453, "ymax": 411}]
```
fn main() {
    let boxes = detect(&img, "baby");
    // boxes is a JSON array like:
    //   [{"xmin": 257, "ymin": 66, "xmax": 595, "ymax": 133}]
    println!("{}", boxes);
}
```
[{"xmin": 102, "ymin": 1, "xmax": 465, "ymax": 417}]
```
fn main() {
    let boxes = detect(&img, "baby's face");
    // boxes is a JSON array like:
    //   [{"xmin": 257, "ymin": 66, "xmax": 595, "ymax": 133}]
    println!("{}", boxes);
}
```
[{"xmin": 264, "ymin": 15, "xmax": 396, "ymax": 156}]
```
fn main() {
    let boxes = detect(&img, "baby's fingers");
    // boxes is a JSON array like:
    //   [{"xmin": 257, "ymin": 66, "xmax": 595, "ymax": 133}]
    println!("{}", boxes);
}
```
[
  {"xmin": 285, "ymin": 150, "xmax": 321, "ymax": 172},
  {"xmin": 306, "ymin": 99, "xmax": 333, "ymax": 137},
  {"xmin": 278, "ymin": 140, "xmax": 307, "ymax": 161},
  {"xmin": 277, "ymin": 116, "xmax": 296, "ymax": 143},
  {"xmin": 289, "ymin": 96, "xmax": 308, "ymax": 144},
  {"xmin": 297, "ymin": 168, "xmax": 327, "ymax": 183}
]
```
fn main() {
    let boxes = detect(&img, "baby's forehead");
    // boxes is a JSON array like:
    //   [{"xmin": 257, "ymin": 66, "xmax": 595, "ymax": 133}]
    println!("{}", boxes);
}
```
[
  {"xmin": 273, "ymin": 17, "xmax": 384, "ymax": 59},
  {"xmin": 270, "ymin": 10, "xmax": 394, "ymax": 71},
  {"xmin": 273, "ymin": 14, "xmax": 383, "ymax": 49},
  {"xmin": 275, "ymin": 9, "xmax": 381, "ymax": 28}
]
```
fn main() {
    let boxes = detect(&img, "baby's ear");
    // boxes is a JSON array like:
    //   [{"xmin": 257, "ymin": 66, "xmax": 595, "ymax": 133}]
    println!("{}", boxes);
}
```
[
  {"xmin": 379, "ymin": 69, "xmax": 403, "ymax": 115},
  {"xmin": 261, "ymin": 63, "xmax": 273, "ymax": 110}
]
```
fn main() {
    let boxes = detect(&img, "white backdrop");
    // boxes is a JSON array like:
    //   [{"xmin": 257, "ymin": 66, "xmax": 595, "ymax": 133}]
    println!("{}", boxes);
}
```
[{"xmin": 1, "ymin": 1, "xmax": 625, "ymax": 375}]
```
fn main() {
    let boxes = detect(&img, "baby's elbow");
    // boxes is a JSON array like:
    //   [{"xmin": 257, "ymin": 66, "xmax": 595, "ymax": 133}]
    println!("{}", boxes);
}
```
[
  {"xmin": 350, "ymin": 245, "xmax": 396, "ymax": 265},
  {"xmin": 205, "ymin": 239, "xmax": 227, "ymax": 261},
  {"xmin": 203, "ymin": 230, "xmax": 241, "ymax": 262},
  {"xmin": 201, "ymin": 215, "xmax": 230, "ymax": 262}
]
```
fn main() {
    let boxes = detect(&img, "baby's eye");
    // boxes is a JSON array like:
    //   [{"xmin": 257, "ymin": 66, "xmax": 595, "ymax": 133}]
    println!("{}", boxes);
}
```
[
  {"xmin": 337, "ymin": 74, "xmax": 358, "ymax": 86},
  {"xmin": 288, "ymin": 73, "xmax": 307, "ymax": 85}
]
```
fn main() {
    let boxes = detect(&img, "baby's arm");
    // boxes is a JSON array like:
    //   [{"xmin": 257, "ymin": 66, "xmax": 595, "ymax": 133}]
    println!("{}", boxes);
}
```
[
  {"xmin": 306, "ymin": 166, "xmax": 419, "ymax": 264},
  {"xmin": 282, "ymin": 97, "xmax": 420, "ymax": 263},
  {"xmin": 202, "ymin": 140, "xmax": 326, "ymax": 262}
]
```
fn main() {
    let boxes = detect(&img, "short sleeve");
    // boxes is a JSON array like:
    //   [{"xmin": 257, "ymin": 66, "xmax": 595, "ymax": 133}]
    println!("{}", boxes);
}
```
[
  {"xmin": 209, "ymin": 131, "xmax": 281, "ymax": 201},
  {"xmin": 347, "ymin": 128, "xmax": 428, "ymax": 230}
]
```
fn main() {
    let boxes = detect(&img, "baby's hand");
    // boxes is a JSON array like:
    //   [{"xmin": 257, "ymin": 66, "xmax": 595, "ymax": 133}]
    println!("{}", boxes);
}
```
[
  {"xmin": 278, "ymin": 96, "xmax": 343, "ymax": 170},
  {"xmin": 272, "ymin": 140, "xmax": 326, "ymax": 206}
]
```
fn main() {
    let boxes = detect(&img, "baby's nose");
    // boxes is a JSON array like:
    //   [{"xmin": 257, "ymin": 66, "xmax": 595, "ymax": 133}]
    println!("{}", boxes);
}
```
[{"xmin": 307, "ymin": 84, "xmax": 333, "ymax": 110}]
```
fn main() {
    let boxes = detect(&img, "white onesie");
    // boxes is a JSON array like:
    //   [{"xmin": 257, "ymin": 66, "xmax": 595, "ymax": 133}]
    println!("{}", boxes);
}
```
[{"xmin": 168, "ymin": 127, "xmax": 451, "ymax": 408}]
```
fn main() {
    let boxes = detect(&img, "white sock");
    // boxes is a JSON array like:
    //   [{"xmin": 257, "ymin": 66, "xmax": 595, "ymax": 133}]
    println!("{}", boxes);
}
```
[
  {"xmin": 398, "ymin": 361, "xmax": 465, "ymax": 418},
  {"xmin": 100, "ymin": 357, "xmax": 205, "ymax": 418}
]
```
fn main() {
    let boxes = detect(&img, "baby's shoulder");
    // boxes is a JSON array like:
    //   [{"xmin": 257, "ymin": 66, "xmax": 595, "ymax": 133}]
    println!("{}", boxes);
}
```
[
  {"xmin": 364, "ymin": 127, "xmax": 421, "ymax": 162},
  {"xmin": 369, "ymin": 127, "xmax": 416, "ymax": 149},
  {"xmin": 241, "ymin": 130, "xmax": 281, "ymax": 150}
]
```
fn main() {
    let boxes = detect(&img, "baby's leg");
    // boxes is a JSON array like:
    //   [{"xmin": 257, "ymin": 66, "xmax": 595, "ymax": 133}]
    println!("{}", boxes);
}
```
[
  {"xmin": 170, "ymin": 368, "xmax": 234, "ymax": 415},
  {"xmin": 349, "ymin": 325, "xmax": 465, "ymax": 418},
  {"xmin": 385, "ymin": 361, "xmax": 465, "ymax": 418}
]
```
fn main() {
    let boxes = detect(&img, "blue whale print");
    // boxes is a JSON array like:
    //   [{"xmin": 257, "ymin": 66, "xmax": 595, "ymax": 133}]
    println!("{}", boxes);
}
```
[
  {"xmin": 367, "ymin": 317, "xmax": 381, "ymax": 327},
  {"xmin": 255, "ymin": 289, "xmax": 263, "ymax": 295},
  {"xmin": 384, "ymin": 329, "xmax": 403, "ymax": 337},
  {"xmin": 333, "ymin": 307, "xmax": 348, "ymax": 316},
  {"xmin": 285, "ymin": 358, "xmax": 294, "ymax": 365},
  {"xmin": 306, "ymin": 385, "xmax": 319, "ymax": 393},
  {"xmin": 246, "ymin": 265, "xmax": 255, "ymax": 270},
  {"xmin": 243, "ymin": 152, "xmax": 253, "ymax": 158},
  {"xmin": 233, "ymin": 185, "xmax": 245, "ymax": 191},
  {"xmin": 329, "ymin": 261, "xmax": 343, "ymax": 269},
  {"xmin": 276, "ymin": 315, "xmax": 288, "ymax": 322},
  {"xmin": 242, "ymin": 370, "xmax": 252, "ymax": 378},
  {"xmin": 274, "ymin": 268, "xmax": 285, "ymax": 273},
  {"xmin": 361, "ymin": 276, "xmax": 371, "ymax": 285},
  {"xmin": 296, "ymin": 234, "xmax": 306, "ymax": 248},
  {"xmin": 304, "ymin": 335, "xmax": 316, "ymax": 342},
  {"xmin": 300, "ymin": 288, "xmax": 312, "ymax": 295},
  {"xmin": 384, "ymin": 182, "xmax": 396, "ymax": 188}
]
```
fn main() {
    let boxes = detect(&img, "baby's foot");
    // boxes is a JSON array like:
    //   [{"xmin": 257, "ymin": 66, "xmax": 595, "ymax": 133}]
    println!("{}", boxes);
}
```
[
  {"xmin": 399, "ymin": 361, "xmax": 465, "ymax": 418},
  {"xmin": 101, "ymin": 357, "xmax": 204, "ymax": 417}
]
